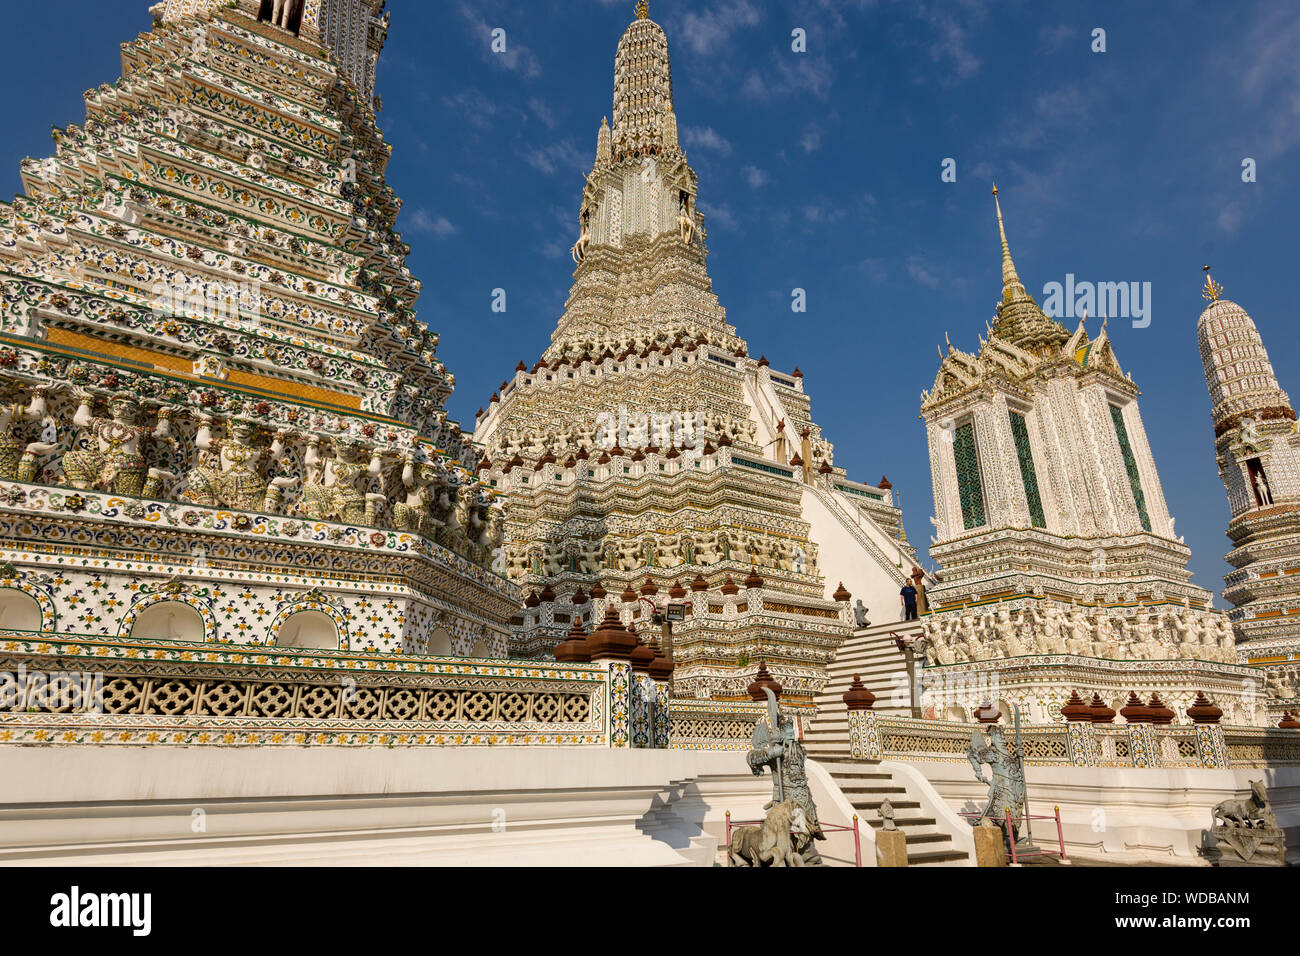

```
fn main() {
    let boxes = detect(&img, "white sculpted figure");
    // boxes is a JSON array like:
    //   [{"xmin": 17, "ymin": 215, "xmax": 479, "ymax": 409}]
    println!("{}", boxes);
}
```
[
  {"xmin": 1095, "ymin": 617, "xmax": 1122, "ymax": 659},
  {"xmin": 570, "ymin": 219, "xmax": 591, "ymax": 264},
  {"xmin": 1129, "ymin": 608, "xmax": 1164, "ymax": 660},
  {"xmin": 677, "ymin": 197, "xmax": 698, "ymax": 247},
  {"xmin": 1040, "ymin": 606, "xmax": 1066, "ymax": 655},
  {"xmin": 1065, "ymin": 611, "xmax": 1091, "ymax": 656},
  {"xmin": 1215, "ymin": 617, "xmax": 1238, "ymax": 664},
  {"xmin": 393, "ymin": 454, "xmax": 447, "ymax": 536},
  {"xmin": 992, "ymin": 608, "xmax": 1026, "ymax": 657},
  {"xmin": 1191, "ymin": 614, "xmax": 1217, "ymax": 661},
  {"xmin": 1169, "ymin": 611, "xmax": 1199, "ymax": 659},
  {"xmin": 1032, "ymin": 606, "xmax": 1064, "ymax": 654}
]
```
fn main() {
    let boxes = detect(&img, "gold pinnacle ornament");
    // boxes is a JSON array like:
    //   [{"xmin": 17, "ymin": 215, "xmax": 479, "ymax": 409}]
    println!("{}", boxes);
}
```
[
  {"xmin": 636, "ymin": 1, "xmax": 649, "ymax": 19},
  {"xmin": 1202, "ymin": 264, "xmax": 1223, "ymax": 302}
]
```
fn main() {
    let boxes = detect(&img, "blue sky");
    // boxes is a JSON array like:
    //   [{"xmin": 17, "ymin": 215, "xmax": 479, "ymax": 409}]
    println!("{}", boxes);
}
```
[{"xmin": 3, "ymin": 1, "xmax": 1299, "ymax": 604}]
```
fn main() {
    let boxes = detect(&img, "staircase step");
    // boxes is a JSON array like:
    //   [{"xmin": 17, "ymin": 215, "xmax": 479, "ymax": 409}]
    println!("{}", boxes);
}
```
[
  {"xmin": 909, "ymin": 850, "xmax": 971, "ymax": 865},
  {"xmin": 863, "ymin": 816, "xmax": 936, "ymax": 828}
]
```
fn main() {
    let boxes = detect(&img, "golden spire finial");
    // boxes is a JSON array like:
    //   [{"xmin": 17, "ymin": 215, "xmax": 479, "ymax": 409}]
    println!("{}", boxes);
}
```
[
  {"xmin": 992, "ymin": 184, "xmax": 1025, "ymax": 302},
  {"xmin": 1202, "ymin": 264, "xmax": 1223, "ymax": 302},
  {"xmin": 636, "ymin": 0, "xmax": 649, "ymax": 18}
]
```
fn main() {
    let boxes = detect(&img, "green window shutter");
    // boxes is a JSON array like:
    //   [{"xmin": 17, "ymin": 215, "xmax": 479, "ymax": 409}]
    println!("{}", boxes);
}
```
[
  {"xmin": 1109, "ymin": 404, "xmax": 1152, "ymax": 532},
  {"xmin": 953, "ymin": 422, "xmax": 986, "ymax": 530},
  {"xmin": 1008, "ymin": 411, "xmax": 1046, "ymax": 528}
]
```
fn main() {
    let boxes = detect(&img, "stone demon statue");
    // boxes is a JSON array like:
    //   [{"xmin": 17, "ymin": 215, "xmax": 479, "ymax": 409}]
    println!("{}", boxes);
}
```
[
  {"xmin": 967, "ymin": 724, "xmax": 1026, "ymax": 849},
  {"xmin": 746, "ymin": 686, "xmax": 824, "ymax": 864}
]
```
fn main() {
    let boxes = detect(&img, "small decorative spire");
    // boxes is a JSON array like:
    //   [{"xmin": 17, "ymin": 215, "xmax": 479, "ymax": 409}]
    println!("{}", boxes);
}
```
[
  {"xmin": 1202, "ymin": 264, "xmax": 1223, "ymax": 302},
  {"xmin": 636, "ymin": 0, "xmax": 649, "ymax": 18}
]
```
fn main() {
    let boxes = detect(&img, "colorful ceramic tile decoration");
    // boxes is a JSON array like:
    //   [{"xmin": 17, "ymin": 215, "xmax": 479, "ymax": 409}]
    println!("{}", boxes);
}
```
[{"xmin": 0, "ymin": 0, "xmax": 563, "ymax": 746}]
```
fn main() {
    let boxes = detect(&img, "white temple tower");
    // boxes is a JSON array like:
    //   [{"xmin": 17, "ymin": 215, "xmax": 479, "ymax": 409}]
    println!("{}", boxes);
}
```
[
  {"xmin": 923, "ymin": 187, "xmax": 1203, "ymax": 611},
  {"xmin": 474, "ymin": 2, "xmax": 915, "ymax": 704},
  {"xmin": 913, "ymin": 190, "xmax": 1257, "ymax": 725},
  {"xmin": 1197, "ymin": 270, "xmax": 1300, "ymax": 698}
]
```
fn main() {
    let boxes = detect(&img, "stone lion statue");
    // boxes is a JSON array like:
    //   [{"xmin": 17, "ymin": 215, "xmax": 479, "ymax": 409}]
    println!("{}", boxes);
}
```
[{"xmin": 729, "ymin": 800, "xmax": 809, "ymax": 867}]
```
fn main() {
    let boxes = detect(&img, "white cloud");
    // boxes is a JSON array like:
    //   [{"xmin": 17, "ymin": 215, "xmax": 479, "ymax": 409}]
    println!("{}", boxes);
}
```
[
  {"xmin": 521, "ymin": 140, "xmax": 588, "ymax": 177},
  {"xmin": 680, "ymin": 1, "xmax": 762, "ymax": 56},
  {"xmin": 800, "ymin": 123, "xmax": 823, "ymax": 153},
  {"xmin": 859, "ymin": 257, "xmax": 888, "ymax": 285},
  {"xmin": 1037, "ymin": 24, "xmax": 1074, "ymax": 52},
  {"xmin": 682, "ymin": 126, "xmax": 733, "ymax": 154},
  {"xmin": 701, "ymin": 202, "xmax": 739, "ymax": 230},
  {"xmin": 1216, "ymin": 201, "xmax": 1245, "ymax": 236},
  {"xmin": 405, "ymin": 209, "xmax": 458, "ymax": 239},
  {"xmin": 529, "ymin": 97, "xmax": 558, "ymax": 128},
  {"xmin": 915, "ymin": 2, "xmax": 986, "ymax": 82},
  {"xmin": 741, "ymin": 165, "xmax": 768, "ymax": 188},
  {"xmin": 457, "ymin": 3, "xmax": 542, "ymax": 79},
  {"xmin": 906, "ymin": 256, "xmax": 941, "ymax": 288},
  {"xmin": 442, "ymin": 88, "xmax": 501, "ymax": 131}
]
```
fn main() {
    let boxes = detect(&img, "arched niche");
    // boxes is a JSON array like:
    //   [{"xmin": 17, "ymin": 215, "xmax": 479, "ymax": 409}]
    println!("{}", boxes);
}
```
[
  {"xmin": 130, "ymin": 601, "xmax": 206, "ymax": 643},
  {"xmin": 275, "ymin": 610, "xmax": 339, "ymax": 650},
  {"xmin": 945, "ymin": 703, "xmax": 967, "ymax": 723},
  {"xmin": 470, "ymin": 636, "xmax": 495, "ymax": 659},
  {"xmin": 427, "ymin": 627, "xmax": 454, "ymax": 657},
  {"xmin": 0, "ymin": 589, "xmax": 42, "ymax": 632}
]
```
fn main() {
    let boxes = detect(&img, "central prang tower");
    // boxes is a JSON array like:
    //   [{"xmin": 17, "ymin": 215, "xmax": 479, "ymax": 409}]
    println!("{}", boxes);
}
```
[{"xmin": 475, "ymin": 3, "xmax": 916, "ymax": 705}]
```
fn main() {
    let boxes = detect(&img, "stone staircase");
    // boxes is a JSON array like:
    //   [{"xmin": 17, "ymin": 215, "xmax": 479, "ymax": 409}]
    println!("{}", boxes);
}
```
[
  {"xmin": 811, "ymin": 760, "xmax": 970, "ymax": 865},
  {"xmin": 802, "ymin": 620, "xmax": 973, "ymax": 866},
  {"xmin": 804, "ymin": 619, "xmax": 921, "ymax": 759}
]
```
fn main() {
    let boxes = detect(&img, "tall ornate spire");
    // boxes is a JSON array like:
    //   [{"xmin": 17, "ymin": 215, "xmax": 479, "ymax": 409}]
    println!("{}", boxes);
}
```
[
  {"xmin": 992, "ymin": 184, "xmax": 1027, "ymax": 304},
  {"xmin": 612, "ymin": 3, "xmax": 675, "ymax": 153}
]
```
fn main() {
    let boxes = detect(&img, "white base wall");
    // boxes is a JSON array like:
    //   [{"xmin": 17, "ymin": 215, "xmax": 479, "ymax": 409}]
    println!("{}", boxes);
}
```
[
  {"xmin": 0, "ymin": 746, "xmax": 793, "ymax": 867},
  {"xmin": 910, "ymin": 760, "xmax": 1300, "ymax": 864}
]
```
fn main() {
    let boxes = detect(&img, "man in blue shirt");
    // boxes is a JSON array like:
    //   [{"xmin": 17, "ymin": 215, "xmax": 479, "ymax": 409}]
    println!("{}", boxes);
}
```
[{"xmin": 900, "ymin": 583, "xmax": 918, "ymax": 621}]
